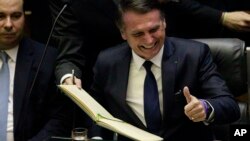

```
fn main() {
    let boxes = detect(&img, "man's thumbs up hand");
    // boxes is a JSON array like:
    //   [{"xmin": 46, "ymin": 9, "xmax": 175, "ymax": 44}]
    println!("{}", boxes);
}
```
[{"xmin": 183, "ymin": 86, "xmax": 206, "ymax": 122}]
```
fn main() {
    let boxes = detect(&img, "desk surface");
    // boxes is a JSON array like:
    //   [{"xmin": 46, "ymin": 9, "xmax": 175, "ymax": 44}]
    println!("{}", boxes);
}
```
[
  {"xmin": 47, "ymin": 136, "xmax": 114, "ymax": 141},
  {"xmin": 47, "ymin": 137, "xmax": 71, "ymax": 141}
]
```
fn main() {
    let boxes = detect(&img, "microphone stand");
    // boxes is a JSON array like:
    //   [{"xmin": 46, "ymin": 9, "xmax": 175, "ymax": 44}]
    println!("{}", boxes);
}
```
[{"xmin": 28, "ymin": 3, "xmax": 68, "ymax": 96}]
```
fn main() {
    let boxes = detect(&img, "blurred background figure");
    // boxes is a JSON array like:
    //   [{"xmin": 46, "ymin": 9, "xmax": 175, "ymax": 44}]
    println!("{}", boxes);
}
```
[
  {"xmin": 163, "ymin": 0, "xmax": 250, "ymax": 45},
  {"xmin": 49, "ymin": 0, "xmax": 123, "ymax": 89}
]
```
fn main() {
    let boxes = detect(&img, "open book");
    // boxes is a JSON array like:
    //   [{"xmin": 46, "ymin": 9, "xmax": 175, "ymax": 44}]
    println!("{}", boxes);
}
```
[{"xmin": 58, "ymin": 85, "xmax": 163, "ymax": 141}]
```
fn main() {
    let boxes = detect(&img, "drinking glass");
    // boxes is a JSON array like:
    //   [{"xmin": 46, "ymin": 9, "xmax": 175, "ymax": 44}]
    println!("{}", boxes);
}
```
[{"xmin": 71, "ymin": 127, "xmax": 88, "ymax": 141}]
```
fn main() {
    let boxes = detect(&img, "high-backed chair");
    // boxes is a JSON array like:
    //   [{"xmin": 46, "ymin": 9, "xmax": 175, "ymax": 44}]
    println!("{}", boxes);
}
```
[{"xmin": 194, "ymin": 38, "xmax": 250, "ymax": 141}]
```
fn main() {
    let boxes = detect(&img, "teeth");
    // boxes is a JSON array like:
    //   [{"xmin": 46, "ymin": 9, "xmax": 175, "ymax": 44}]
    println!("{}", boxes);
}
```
[
  {"xmin": 141, "ymin": 42, "xmax": 157, "ymax": 49},
  {"xmin": 142, "ymin": 46, "xmax": 153, "ymax": 49}
]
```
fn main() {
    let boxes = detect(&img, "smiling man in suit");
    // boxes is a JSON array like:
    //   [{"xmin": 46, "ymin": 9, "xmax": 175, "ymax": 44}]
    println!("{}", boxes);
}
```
[
  {"xmin": 91, "ymin": 0, "xmax": 240, "ymax": 140},
  {"xmin": 0, "ymin": 0, "xmax": 72, "ymax": 140}
]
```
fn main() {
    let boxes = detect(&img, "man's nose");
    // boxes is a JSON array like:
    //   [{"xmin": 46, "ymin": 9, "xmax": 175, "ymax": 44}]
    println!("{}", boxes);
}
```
[
  {"xmin": 4, "ymin": 17, "xmax": 13, "ymax": 31},
  {"xmin": 144, "ymin": 33, "xmax": 154, "ymax": 45}
]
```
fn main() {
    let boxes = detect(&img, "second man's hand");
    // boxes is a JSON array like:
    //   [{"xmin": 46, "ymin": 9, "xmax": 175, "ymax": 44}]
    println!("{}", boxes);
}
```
[
  {"xmin": 222, "ymin": 11, "xmax": 250, "ymax": 32},
  {"xmin": 63, "ymin": 76, "xmax": 82, "ymax": 89}
]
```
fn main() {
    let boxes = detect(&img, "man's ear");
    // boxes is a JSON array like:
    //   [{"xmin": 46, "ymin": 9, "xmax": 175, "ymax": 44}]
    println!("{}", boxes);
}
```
[
  {"xmin": 120, "ymin": 29, "xmax": 127, "ymax": 40},
  {"xmin": 163, "ymin": 19, "xmax": 167, "ymax": 29}
]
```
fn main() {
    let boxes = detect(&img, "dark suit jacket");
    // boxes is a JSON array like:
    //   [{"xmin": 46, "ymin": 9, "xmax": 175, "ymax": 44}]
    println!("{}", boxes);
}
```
[
  {"xmin": 165, "ymin": 0, "xmax": 223, "ymax": 38},
  {"xmin": 49, "ymin": 0, "xmax": 123, "ymax": 90},
  {"xmin": 91, "ymin": 37, "xmax": 240, "ymax": 141},
  {"xmin": 13, "ymin": 38, "xmax": 72, "ymax": 141}
]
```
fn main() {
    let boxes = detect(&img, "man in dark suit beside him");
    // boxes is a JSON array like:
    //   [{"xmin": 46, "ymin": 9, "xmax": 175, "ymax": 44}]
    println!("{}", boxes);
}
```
[
  {"xmin": 49, "ymin": 1, "xmax": 124, "ymax": 138},
  {"xmin": 49, "ymin": 0, "xmax": 124, "ymax": 89},
  {"xmin": 91, "ymin": 0, "xmax": 240, "ymax": 140},
  {"xmin": 0, "ymin": 0, "xmax": 72, "ymax": 140}
]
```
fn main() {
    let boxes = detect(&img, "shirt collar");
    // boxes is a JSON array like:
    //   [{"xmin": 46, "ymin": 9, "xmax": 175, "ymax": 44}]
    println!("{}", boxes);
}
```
[
  {"xmin": 1, "ymin": 45, "xmax": 19, "ymax": 63},
  {"xmin": 132, "ymin": 45, "xmax": 164, "ymax": 70}
]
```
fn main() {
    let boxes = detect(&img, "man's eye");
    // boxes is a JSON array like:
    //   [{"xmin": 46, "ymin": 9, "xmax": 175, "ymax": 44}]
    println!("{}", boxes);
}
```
[
  {"xmin": 0, "ymin": 14, "xmax": 5, "ymax": 20},
  {"xmin": 133, "ymin": 33, "xmax": 143, "ymax": 37},
  {"xmin": 11, "ymin": 13, "xmax": 22, "ymax": 20},
  {"xmin": 150, "ymin": 27, "xmax": 158, "ymax": 33}
]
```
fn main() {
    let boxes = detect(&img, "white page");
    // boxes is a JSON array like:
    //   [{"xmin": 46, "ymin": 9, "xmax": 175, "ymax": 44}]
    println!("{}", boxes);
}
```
[{"xmin": 59, "ymin": 85, "xmax": 114, "ymax": 120}]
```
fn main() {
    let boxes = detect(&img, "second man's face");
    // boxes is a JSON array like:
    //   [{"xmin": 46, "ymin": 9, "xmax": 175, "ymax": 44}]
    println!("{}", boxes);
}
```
[
  {"xmin": 121, "ymin": 9, "xmax": 166, "ymax": 60},
  {"xmin": 0, "ymin": 0, "xmax": 24, "ymax": 50}
]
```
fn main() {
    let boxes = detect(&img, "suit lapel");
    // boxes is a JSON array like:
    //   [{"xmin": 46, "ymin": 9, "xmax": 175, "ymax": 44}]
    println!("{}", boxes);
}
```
[
  {"xmin": 161, "ymin": 39, "xmax": 178, "ymax": 123},
  {"xmin": 114, "ymin": 53, "xmax": 130, "ymax": 106},
  {"xmin": 13, "ymin": 38, "xmax": 34, "ymax": 129},
  {"xmin": 114, "ymin": 47, "xmax": 146, "ymax": 129}
]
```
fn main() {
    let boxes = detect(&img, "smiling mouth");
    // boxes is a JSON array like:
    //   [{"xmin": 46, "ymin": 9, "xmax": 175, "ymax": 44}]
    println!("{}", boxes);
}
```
[{"xmin": 141, "ymin": 42, "xmax": 158, "ymax": 49}]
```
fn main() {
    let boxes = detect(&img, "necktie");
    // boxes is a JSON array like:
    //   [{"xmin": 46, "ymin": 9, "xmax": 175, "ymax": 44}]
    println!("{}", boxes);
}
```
[
  {"xmin": 0, "ymin": 52, "xmax": 9, "ymax": 140},
  {"xmin": 143, "ymin": 61, "xmax": 161, "ymax": 134}
]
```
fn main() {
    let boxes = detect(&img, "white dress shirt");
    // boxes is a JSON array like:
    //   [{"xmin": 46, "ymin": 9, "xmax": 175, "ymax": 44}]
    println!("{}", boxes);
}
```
[{"xmin": 126, "ymin": 46, "xmax": 164, "ymax": 126}]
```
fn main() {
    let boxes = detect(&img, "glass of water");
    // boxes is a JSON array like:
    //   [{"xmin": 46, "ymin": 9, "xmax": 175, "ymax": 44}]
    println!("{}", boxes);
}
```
[{"xmin": 71, "ymin": 127, "xmax": 88, "ymax": 141}]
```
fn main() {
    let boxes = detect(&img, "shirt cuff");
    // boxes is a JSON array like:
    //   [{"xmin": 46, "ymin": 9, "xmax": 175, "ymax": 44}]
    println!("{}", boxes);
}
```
[
  {"xmin": 200, "ymin": 99, "xmax": 215, "ymax": 125},
  {"xmin": 60, "ymin": 73, "xmax": 73, "ymax": 84}
]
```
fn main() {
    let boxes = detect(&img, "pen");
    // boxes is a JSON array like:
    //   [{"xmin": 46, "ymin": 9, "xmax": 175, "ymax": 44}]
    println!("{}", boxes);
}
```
[{"xmin": 72, "ymin": 69, "xmax": 75, "ymax": 85}]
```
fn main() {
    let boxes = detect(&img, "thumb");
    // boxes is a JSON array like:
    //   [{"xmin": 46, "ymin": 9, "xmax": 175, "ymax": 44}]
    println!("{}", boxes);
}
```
[
  {"xmin": 74, "ymin": 77, "xmax": 82, "ymax": 89},
  {"xmin": 183, "ymin": 86, "xmax": 191, "ymax": 103}
]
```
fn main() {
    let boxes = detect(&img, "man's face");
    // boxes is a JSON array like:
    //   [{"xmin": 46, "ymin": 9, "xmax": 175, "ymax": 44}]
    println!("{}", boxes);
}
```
[
  {"xmin": 121, "ymin": 9, "xmax": 166, "ymax": 60},
  {"xmin": 0, "ymin": 0, "xmax": 24, "ymax": 50}
]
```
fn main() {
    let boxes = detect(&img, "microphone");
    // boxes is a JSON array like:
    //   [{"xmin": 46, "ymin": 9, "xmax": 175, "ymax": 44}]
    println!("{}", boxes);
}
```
[{"xmin": 28, "ymin": 0, "xmax": 70, "ymax": 96}]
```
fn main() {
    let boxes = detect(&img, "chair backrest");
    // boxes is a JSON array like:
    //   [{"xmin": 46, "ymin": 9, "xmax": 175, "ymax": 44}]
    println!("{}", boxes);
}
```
[
  {"xmin": 194, "ymin": 38, "xmax": 250, "ymax": 141},
  {"xmin": 194, "ymin": 38, "xmax": 247, "ymax": 97}
]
